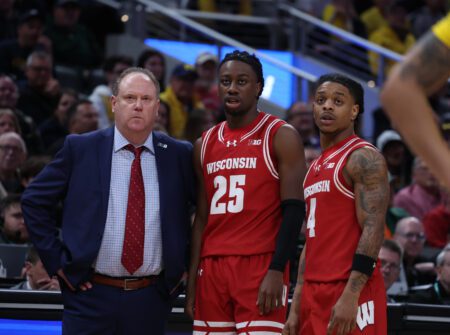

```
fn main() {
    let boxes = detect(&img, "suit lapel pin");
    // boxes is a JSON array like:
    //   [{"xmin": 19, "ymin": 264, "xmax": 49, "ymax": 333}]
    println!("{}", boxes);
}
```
[{"xmin": 157, "ymin": 142, "xmax": 168, "ymax": 149}]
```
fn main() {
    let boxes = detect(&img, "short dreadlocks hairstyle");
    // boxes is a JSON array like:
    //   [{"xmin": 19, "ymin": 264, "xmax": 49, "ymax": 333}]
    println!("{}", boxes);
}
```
[
  {"xmin": 219, "ymin": 50, "xmax": 264, "ymax": 98},
  {"xmin": 315, "ymin": 73, "xmax": 364, "ymax": 115}
]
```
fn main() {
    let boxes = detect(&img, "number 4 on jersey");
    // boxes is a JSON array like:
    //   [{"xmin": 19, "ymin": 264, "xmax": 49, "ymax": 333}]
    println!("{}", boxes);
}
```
[
  {"xmin": 210, "ymin": 175, "xmax": 246, "ymax": 214},
  {"xmin": 307, "ymin": 197, "xmax": 316, "ymax": 237}
]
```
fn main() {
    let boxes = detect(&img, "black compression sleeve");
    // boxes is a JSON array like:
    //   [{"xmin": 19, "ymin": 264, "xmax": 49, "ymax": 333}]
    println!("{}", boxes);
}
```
[{"xmin": 269, "ymin": 199, "xmax": 306, "ymax": 272}]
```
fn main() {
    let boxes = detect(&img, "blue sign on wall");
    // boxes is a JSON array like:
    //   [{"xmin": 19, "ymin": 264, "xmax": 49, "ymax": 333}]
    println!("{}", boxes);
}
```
[{"xmin": 144, "ymin": 39, "xmax": 295, "ymax": 109}]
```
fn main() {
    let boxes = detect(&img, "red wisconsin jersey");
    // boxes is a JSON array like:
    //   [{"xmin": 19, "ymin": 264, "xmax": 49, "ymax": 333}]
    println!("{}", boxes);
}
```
[
  {"xmin": 303, "ymin": 135, "xmax": 379, "ymax": 282},
  {"xmin": 200, "ymin": 112, "xmax": 285, "ymax": 257}
]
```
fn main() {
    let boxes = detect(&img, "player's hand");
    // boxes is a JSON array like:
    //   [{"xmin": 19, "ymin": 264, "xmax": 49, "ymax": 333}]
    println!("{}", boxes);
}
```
[
  {"xmin": 185, "ymin": 291, "xmax": 195, "ymax": 320},
  {"xmin": 256, "ymin": 269, "xmax": 284, "ymax": 315},
  {"xmin": 327, "ymin": 291, "xmax": 359, "ymax": 335},
  {"xmin": 185, "ymin": 277, "xmax": 196, "ymax": 320},
  {"xmin": 282, "ymin": 310, "xmax": 299, "ymax": 335}
]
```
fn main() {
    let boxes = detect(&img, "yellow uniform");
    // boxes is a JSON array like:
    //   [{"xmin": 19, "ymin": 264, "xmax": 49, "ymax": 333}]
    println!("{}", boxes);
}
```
[{"xmin": 432, "ymin": 12, "xmax": 450, "ymax": 47}]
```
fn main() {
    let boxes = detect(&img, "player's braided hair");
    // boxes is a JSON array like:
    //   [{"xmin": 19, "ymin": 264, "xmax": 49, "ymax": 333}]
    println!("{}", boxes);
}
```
[{"xmin": 219, "ymin": 50, "xmax": 264, "ymax": 98}]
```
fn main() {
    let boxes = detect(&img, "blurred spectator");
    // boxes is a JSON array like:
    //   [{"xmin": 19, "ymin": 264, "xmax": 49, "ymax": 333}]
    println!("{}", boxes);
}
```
[
  {"xmin": 20, "ymin": 155, "xmax": 51, "ymax": 188},
  {"xmin": 137, "ymin": 49, "xmax": 166, "ymax": 91},
  {"xmin": 44, "ymin": 0, "xmax": 102, "ymax": 69},
  {"xmin": 154, "ymin": 99, "xmax": 170, "ymax": 134},
  {"xmin": 0, "ymin": 0, "xmax": 19, "ymax": 40},
  {"xmin": 304, "ymin": 145, "xmax": 321, "ymax": 168},
  {"xmin": 0, "ymin": 8, "xmax": 51, "ymax": 82},
  {"xmin": 360, "ymin": 0, "xmax": 393, "ymax": 36},
  {"xmin": 296, "ymin": 0, "xmax": 332, "ymax": 17},
  {"xmin": 322, "ymin": 0, "xmax": 367, "ymax": 38},
  {"xmin": 368, "ymin": 0, "xmax": 415, "ymax": 76},
  {"xmin": 371, "ymin": 106, "xmax": 392, "ymax": 142},
  {"xmin": 39, "ymin": 87, "xmax": 78, "ymax": 150},
  {"xmin": 46, "ymin": 99, "xmax": 98, "ymax": 156},
  {"xmin": 198, "ymin": 0, "xmax": 252, "ymax": 15},
  {"xmin": 393, "ymin": 157, "xmax": 444, "ymax": 220},
  {"xmin": 17, "ymin": 50, "xmax": 61, "ymax": 126},
  {"xmin": 11, "ymin": 246, "xmax": 60, "ymax": 290},
  {"xmin": 442, "ymin": 112, "xmax": 450, "ymax": 145},
  {"xmin": 409, "ymin": 243, "xmax": 450, "ymax": 304},
  {"xmin": 160, "ymin": 64, "xmax": 203, "ymax": 138},
  {"xmin": 423, "ymin": 191, "xmax": 450, "ymax": 249},
  {"xmin": 183, "ymin": 108, "xmax": 216, "ymax": 144},
  {"xmin": 385, "ymin": 176, "xmax": 410, "ymax": 238},
  {"xmin": 0, "ymin": 74, "xmax": 42, "ymax": 155},
  {"xmin": 376, "ymin": 130, "xmax": 410, "ymax": 192},
  {"xmin": 194, "ymin": 52, "xmax": 220, "ymax": 113},
  {"xmin": 394, "ymin": 216, "xmax": 436, "ymax": 287},
  {"xmin": 285, "ymin": 101, "xmax": 319, "ymax": 147},
  {"xmin": 0, "ymin": 194, "xmax": 28, "ymax": 244},
  {"xmin": 0, "ymin": 108, "xmax": 21, "ymax": 135},
  {"xmin": 379, "ymin": 239, "xmax": 403, "ymax": 300},
  {"xmin": 0, "ymin": 132, "xmax": 26, "ymax": 197},
  {"xmin": 410, "ymin": 0, "xmax": 447, "ymax": 38},
  {"xmin": 89, "ymin": 55, "xmax": 132, "ymax": 129}
]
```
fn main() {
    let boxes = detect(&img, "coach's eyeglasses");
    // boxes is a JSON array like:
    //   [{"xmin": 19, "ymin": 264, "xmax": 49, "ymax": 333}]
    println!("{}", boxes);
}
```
[
  {"xmin": 400, "ymin": 232, "xmax": 426, "ymax": 241},
  {"xmin": 380, "ymin": 260, "xmax": 400, "ymax": 272}
]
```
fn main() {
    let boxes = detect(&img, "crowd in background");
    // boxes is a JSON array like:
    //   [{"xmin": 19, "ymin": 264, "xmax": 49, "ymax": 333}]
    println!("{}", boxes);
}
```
[{"xmin": 0, "ymin": 0, "xmax": 449, "ymax": 306}]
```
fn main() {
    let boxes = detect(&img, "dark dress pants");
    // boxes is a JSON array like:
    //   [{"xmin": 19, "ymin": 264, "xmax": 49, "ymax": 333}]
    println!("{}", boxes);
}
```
[{"xmin": 61, "ymin": 281, "xmax": 171, "ymax": 335}]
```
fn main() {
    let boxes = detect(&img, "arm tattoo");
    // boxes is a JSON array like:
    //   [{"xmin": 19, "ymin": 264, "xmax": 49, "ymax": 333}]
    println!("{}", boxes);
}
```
[
  {"xmin": 349, "ymin": 273, "xmax": 368, "ymax": 293},
  {"xmin": 297, "ymin": 257, "xmax": 306, "ymax": 285},
  {"xmin": 399, "ymin": 32, "xmax": 450, "ymax": 90},
  {"xmin": 346, "ymin": 148, "xmax": 389, "ymax": 259}
]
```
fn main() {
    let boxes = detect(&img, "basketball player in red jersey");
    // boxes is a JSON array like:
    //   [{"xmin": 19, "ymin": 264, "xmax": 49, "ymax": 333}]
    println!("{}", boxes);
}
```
[
  {"xmin": 283, "ymin": 73, "xmax": 389, "ymax": 335},
  {"xmin": 186, "ymin": 50, "xmax": 307, "ymax": 334}
]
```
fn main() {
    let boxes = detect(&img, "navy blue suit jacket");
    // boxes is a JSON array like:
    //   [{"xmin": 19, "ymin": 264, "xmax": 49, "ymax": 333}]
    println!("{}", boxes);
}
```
[{"xmin": 22, "ymin": 127, "xmax": 195, "ymax": 295}]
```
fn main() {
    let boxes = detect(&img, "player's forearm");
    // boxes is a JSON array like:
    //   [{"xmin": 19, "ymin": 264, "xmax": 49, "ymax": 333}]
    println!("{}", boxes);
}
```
[
  {"xmin": 296, "ymin": 244, "xmax": 306, "ymax": 285},
  {"xmin": 383, "ymin": 76, "xmax": 449, "ymax": 171},
  {"xmin": 289, "ymin": 246, "xmax": 306, "ymax": 317},
  {"xmin": 381, "ymin": 32, "xmax": 450, "ymax": 188},
  {"xmin": 187, "ymin": 217, "xmax": 206, "ymax": 280},
  {"xmin": 342, "ymin": 271, "xmax": 369, "ymax": 299}
]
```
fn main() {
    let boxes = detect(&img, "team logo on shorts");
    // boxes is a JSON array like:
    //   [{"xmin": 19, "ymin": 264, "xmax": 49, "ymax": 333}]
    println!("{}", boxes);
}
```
[{"xmin": 356, "ymin": 300, "xmax": 374, "ymax": 331}]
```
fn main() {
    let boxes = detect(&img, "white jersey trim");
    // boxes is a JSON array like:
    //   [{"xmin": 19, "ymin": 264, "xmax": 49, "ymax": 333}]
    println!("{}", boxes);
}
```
[
  {"xmin": 240, "ymin": 113, "xmax": 271, "ymax": 142},
  {"xmin": 323, "ymin": 137, "xmax": 359, "ymax": 164},
  {"xmin": 218, "ymin": 122, "xmax": 226, "ymax": 144},
  {"xmin": 303, "ymin": 157, "xmax": 319, "ymax": 188},
  {"xmin": 201, "ymin": 126, "xmax": 215, "ymax": 166},
  {"xmin": 236, "ymin": 321, "xmax": 284, "ymax": 329},
  {"xmin": 217, "ymin": 112, "xmax": 271, "ymax": 144},
  {"xmin": 263, "ymin": 119, "xmax": 283, "ymax": 179}
]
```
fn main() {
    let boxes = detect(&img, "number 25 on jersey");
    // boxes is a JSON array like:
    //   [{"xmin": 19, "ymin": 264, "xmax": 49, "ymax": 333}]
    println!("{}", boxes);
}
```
[{"xmin": 210, "ymin": 175, "xmax": 246, "ymax": 214}]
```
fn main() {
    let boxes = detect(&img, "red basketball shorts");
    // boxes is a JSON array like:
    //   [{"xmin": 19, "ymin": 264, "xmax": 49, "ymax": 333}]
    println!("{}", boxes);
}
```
[
  {"xmin": 300, "ymin": 271, "xmax": 386, "ymax": 335},
  {"xmin": 193, "ymin": 254, "xmax": 289, "ymax": 334}
]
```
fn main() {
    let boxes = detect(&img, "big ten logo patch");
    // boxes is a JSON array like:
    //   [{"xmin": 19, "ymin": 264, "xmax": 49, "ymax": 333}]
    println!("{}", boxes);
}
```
[{"xmin": 248, "ymin": 139, "xmax": 261, "ymax": 146}]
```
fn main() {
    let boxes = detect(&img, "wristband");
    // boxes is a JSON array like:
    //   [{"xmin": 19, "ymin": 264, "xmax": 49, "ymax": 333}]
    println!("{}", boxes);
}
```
[{"xmin": 351, "ymin": 253, "xmax": 376, "ymax": 277}]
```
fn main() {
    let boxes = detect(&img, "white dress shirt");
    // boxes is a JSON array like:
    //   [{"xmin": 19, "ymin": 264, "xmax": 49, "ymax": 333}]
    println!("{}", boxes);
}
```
[{"xmin": 94, "ymin": 127, "xmax": 163, "ymax": 277}]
